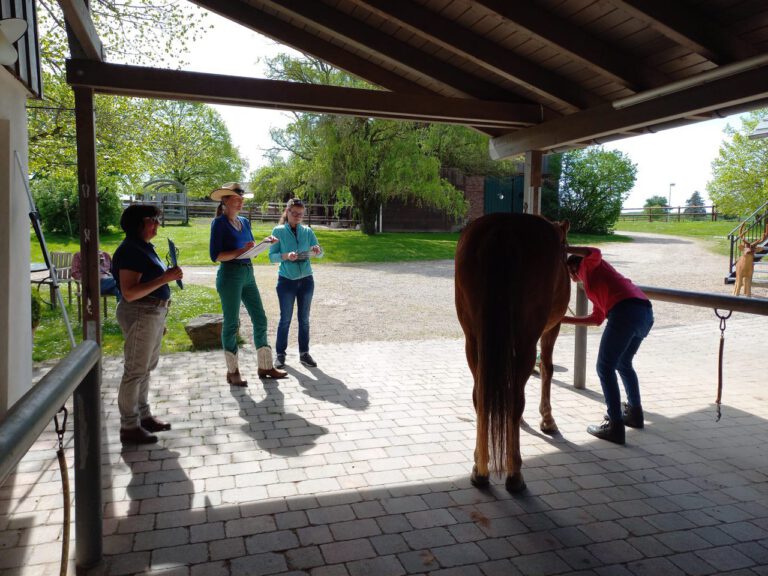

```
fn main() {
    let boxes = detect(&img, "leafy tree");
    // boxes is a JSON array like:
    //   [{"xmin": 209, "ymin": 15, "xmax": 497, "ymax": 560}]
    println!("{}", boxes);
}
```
[
  {"xmin": 29, "ymin": 0, "xmax": 212, "ymax": 232},
  {"xmin": 684, "ymin": 191, "xmax": 707, "ymax": 219},
  {"xmin": 138, "ymin": 100, "xmax": 247, "ymax": 198},
  {"xmin": 255, "ymin": 55, "xmax": 467, "ymax": 234},
  {"xmin": 558, "ymin": 147, "xmax": 637, "ymax": 234},
  {"xmin": 643, "ymin": 194, "xmax": 669, "ymax": 221},
  {"xmin": 707, "ymin": 110, "xmax": 768, "ymax": 217}
]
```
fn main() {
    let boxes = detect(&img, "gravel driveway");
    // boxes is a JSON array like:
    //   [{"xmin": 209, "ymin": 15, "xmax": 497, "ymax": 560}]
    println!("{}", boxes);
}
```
[{"xmin": 183, "ymin": 231, "xmax": 767, "ymax": 348}]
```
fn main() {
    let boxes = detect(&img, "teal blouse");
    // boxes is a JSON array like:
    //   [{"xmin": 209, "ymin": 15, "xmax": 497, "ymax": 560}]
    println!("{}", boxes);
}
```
[{"xmin": 269, "ymin": 223, "xmax": 320, "ymax": 280}]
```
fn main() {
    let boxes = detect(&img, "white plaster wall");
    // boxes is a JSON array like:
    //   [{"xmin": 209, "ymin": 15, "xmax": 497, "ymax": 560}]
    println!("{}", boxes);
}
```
[{"xmin": 0, "ymin": 67, "xmax": 33, "ymax": 416}]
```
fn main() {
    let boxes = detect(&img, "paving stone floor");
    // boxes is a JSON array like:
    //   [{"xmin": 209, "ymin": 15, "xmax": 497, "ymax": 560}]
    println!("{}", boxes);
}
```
[{"xmin": 2, "ymin": 315, "xmax": 767, "ymax": 575}]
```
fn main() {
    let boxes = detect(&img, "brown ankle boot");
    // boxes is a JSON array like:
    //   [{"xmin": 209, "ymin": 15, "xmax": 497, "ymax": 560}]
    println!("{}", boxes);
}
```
[
  {"xmin": 257, "ymin": 347, "xmax": 287, "ymax": 379},
  {"xmin": 225, "ymin": 351, "xmax": 248, "ymax": 387}
]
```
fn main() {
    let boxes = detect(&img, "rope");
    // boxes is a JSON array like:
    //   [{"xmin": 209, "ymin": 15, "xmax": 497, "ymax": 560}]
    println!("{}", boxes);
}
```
[
  {"xmin": 713, "ymin": 309, "xmax": 732, "ymax": 422},
  {"xmin": 54, "ymin": 407, "xmax": 70, "ymax": 576}
]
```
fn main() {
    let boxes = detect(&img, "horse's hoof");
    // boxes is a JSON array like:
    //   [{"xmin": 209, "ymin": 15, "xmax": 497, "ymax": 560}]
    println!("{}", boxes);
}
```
[
  {"xmin": 540, "ymin": 420, "xmax": 559, "ymax": 435},
  {"xmin": 505, "ymin": 474, "xmax": 527, "ymax": 493},
  {"xmin": 470, "ymin": 466, "xmax": 490, "ymax": 488}
]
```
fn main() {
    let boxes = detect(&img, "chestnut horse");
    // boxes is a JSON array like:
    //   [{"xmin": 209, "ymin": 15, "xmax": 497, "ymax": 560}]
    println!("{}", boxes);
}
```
[{"xmin": 455, "ymin": 213, "xmax": 570, "ymax": 492}]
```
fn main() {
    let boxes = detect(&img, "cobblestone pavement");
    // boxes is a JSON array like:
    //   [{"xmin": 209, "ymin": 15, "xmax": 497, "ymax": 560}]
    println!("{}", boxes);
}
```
[{"xmin": 3, "ymin": 309, "xmax": 768, "ymax": 574}]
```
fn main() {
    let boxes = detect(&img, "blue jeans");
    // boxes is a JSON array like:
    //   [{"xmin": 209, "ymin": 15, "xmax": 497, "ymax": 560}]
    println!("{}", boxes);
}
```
[
  {"xmin": 275, "ymin": 275, "xmax": 314, "ymax": 355},
  {"xmin": 596, "ymin": 298, "xmax": 654, "ymax": 422}
]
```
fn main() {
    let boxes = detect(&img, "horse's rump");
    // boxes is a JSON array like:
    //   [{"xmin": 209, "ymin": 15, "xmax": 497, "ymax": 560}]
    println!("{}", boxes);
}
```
[{"xmin": 455, "ymin": 213, "xmax": 564, "ymax": 473}]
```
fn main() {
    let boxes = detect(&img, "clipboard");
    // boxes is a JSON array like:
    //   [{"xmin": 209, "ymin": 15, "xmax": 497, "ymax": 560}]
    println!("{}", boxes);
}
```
[
  {"xmin": 236, "ymin": 238, "xmax": 272, "ymax": 259},
  {"xmin": 167, "ymin": 238, "xmax": 183, "ymax": 289},
  {"xmin": 295, "ymin": 248, "xmax": 324, "ymax": 261}
]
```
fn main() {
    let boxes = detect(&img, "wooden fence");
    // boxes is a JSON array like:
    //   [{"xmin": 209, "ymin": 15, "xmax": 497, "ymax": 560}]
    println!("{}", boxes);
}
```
[
  {"xmin": 126, "ymin": 200, "xmax": 358, "ymax": 228},
  {"xmin": 618, "ymin": 205, "xmax": 719, "ymax": 222}
]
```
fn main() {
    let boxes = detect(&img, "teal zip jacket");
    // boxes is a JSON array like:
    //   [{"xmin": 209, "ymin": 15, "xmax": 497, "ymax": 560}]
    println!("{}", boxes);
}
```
[{"xmin": 269, "ymin": 223, "xmax": 320, "ymax": 279}]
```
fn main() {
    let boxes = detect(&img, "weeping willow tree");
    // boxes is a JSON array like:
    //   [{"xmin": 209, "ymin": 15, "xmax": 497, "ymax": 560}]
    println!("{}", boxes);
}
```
[{"xmin": 252, "ymin": 55, "xmax": 468, "ymax": 234}]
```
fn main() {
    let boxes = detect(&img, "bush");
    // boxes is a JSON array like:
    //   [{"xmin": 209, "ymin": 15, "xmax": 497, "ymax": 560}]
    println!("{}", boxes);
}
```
[{"xmin": 32, "ymin": 174, "xmax": 122, "ymax": 235}]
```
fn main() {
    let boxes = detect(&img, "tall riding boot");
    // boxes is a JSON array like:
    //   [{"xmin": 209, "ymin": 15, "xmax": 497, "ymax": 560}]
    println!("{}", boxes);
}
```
[
  {"xmin": 225, "ymin": 351, "xmax": 248, "ymax": 387},
  {"xmin": 257, "ymin": 346, "xmax": 287, "ymax": 379}
]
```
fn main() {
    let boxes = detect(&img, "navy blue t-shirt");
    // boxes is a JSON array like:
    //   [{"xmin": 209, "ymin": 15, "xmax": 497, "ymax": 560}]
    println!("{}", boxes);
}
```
[
  {"xmin": 112, "ymin": 237, "xmax": 170, "ymax": 300},
  {"xmin": 209, "ymin": 215, "xmax": 255, "ymax": 262}
]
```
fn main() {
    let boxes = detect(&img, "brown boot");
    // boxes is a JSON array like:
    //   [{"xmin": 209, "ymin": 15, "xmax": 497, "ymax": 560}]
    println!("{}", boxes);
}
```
[
  {"xmin": 257, "ymin": 346, "xmax": 287, "ymax": 379},
  {"xmin": 225, "ymin": 351, "xmax": 248, "ymax": 387}
]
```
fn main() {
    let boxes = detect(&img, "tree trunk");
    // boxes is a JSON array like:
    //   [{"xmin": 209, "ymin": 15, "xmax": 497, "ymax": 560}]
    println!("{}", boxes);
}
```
[{"xmin": 352, "ymin": 186, "xmax": 379, "ymax": 235}]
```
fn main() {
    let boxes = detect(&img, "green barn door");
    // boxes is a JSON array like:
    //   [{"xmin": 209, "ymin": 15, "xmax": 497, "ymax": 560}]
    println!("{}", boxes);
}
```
[{"xmin": 484, "ymin": 176, "xmax": 524, "ymax": 214}]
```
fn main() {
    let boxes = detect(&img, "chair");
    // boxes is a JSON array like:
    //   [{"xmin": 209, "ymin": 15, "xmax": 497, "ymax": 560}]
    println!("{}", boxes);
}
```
[
  {"xmin": 32, "ymin": 252, "xmax": 76, "ymax": 309},
  {"xmin": 73, "ymin": 278, "xmax": 117, "ymax": 322}
]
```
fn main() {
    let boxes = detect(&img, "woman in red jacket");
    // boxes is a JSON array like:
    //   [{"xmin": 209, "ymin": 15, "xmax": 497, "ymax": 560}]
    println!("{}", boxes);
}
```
[{"xmin": 561, "ymin": 246, "xmax": 654, "ymax": 445}]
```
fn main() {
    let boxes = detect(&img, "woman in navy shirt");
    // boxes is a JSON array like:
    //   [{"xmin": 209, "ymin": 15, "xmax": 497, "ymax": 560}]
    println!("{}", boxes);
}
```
[
  {"xmin": 209, "ymin": 183, "xmax": 286, "ymax": 385},
  {"xmin": 112, "ymin": 204, "xmax": 183, "ymax": 445}
]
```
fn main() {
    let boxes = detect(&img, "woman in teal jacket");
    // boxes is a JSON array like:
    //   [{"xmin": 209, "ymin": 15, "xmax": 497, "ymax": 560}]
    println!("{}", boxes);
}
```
[{"xmin": 269, "ymin": 198, "xmax": 322, "ymax": 368}]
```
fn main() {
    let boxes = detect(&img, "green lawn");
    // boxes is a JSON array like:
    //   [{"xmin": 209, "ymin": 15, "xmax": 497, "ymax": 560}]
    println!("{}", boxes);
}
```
[
  {"xmin": 32, "ymin": 284, "xmax": 221, "ymax": 362},
  {"xmin": 614, "ymin": 220, "xmax": 738, "ymax": 255}
]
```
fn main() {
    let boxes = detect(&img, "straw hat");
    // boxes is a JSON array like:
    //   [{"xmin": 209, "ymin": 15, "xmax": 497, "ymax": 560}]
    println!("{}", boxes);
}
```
[{"xmin": 211, "ymin": 182, "xmax": 249, "ymax": 201}]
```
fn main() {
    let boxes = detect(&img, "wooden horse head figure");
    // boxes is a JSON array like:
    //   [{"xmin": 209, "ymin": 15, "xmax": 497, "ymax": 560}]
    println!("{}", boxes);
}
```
[
  {"xmin": 733, "ymin": 221, "xmax": 768, "ymax": 298},
  {"xmin": 454, "ymin": 213, "xmax": 570, "ymax": 492}
]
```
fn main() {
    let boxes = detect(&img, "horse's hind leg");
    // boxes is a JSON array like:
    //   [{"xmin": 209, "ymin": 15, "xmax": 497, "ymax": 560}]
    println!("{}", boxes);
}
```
[
  {"xmin": 539, "ymin": 324, "xmax": 561, "ymax": 434},
  {"xmin": 466, "ymin": 336, "xmax": 490, "ymax": 487},
  {"xmin": 505, "ymin": 344, "xmax": 535, "ymax": 493}
]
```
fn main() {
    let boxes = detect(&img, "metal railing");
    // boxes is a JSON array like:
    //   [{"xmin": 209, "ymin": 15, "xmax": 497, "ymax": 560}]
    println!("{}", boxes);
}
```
[
  {"xmin": 0, "ymin": 341, "xmax": 103, "ymax": 571},
  {"xmin": 725, "ymin": 200, "xmax": 768, "ymax": 283},
  {"xmin": 572, "ymin": 285, "xmax": 768, "ymax": 389}
]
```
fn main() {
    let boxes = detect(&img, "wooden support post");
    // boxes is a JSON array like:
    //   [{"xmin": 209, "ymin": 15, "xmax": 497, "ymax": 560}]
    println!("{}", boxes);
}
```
[
  {"xmin": 73, "ymin": 85, "xmax": 104, "ymax": 574},
  {"xmin": 524, "ymin": 150, "xmax": 543, "ymax": 215},
  {"xmin": 73, "ymin": 87, "xmax": 101, "ymax": 344}
]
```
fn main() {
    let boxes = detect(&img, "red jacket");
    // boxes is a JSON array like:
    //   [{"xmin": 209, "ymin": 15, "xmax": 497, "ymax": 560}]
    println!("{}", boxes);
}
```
[{"xmin": 573, "ymin": 248, "xmax": 648, "ymax": 325}]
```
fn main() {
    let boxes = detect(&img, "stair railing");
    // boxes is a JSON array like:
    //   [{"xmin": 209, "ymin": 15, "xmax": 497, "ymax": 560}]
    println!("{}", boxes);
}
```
[{"xmin": 725, "ymin": 199, "xmax": 768, "ymax": 283}]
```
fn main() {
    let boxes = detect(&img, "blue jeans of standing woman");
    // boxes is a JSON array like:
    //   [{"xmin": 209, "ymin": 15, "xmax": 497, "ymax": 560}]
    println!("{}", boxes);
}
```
[
  {"xmin": 597, "ymin": 298, "xmax": 654, "ymax": 423},
  {"xmin": 275, "ymin": 275, "xmax": 314, "ymax": 356}
]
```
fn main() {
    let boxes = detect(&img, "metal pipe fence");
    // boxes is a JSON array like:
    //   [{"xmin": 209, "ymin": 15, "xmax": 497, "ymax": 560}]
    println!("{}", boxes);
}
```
[{"xmin": 0, "ymin": 341, "xmax": 103, "ymax": 571}]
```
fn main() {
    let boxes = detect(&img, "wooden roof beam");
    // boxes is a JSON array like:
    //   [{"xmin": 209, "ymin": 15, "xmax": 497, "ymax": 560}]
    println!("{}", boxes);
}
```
[
  {"xmin": 489, "ymin": 64, "xmax": 768, "ymax": 159},
  {"xmin": 65, "ymin": 59, "xmax": 545, "ymax": 128},
  {"xmin": 259, "ymin": 0, "xmax": 524, "ymax": 103},
  {"xmin": 350, "ymin": 0, "xmax": 600, "ymax": 111},
  {"xmin": 190, "ymin": 0, "xmax": 432, "ymax": 96},
  {"xmin": 57, "ymin": 0, "xmax": 104, "ymax": 60},
  {"xmin": 609, "ymin": 0, "xmax": 759, "ymax": 64},
  {"xmin": 473, "ymin": 0, "xmax": 667, "ymax": 90}
]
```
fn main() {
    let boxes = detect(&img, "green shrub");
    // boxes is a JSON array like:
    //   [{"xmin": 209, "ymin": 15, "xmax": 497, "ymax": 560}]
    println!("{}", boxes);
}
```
[{"xmin": 32, "ymin": 174, "xmax": 122, "ymax": 235}]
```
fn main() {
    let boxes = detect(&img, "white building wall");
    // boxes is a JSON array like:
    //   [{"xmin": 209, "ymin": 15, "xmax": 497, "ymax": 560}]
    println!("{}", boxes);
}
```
[{"xmin": 0, "ymin": 67, "xmax": 33, "ymax": 416}]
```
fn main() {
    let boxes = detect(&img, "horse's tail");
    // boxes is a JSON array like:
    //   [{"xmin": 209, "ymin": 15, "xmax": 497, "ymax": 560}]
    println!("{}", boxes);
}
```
[{"xmin": 475, "ymin": 225, "xmax": 523, "ymax": 474}]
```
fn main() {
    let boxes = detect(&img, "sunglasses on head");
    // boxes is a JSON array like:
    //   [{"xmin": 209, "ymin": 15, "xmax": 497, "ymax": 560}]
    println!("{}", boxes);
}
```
[
  {"xmin": 145, "ymin": 215, "xmax": 161, "ymax": 223},
  {"xmin": 288, "ymin": 199, "xmax": 304, "ymax": 207}
]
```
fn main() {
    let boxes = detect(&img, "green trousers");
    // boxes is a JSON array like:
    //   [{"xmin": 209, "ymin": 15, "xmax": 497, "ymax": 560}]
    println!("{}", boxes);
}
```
[{"xmin": 216, "ymin": 262, "xmax": 269, "ymax": 353}]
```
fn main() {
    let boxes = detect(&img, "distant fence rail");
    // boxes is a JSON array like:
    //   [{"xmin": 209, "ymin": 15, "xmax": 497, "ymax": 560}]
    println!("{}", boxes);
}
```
[
  {"xmin": 618, "ymin": 205, "xmax": 719, "ymax": 222},
  {"xmin": 124, "ymin": 200, "xmax": 358, "ymax": 228}
]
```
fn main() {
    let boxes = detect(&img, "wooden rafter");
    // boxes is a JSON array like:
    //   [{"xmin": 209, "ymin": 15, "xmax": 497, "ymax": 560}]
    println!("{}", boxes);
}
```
[
  {"xmin": 349, "ymin": 0, "xmax": 600, "ymax": 111},
  {"xmin": 65, "ymin": 59, "xmax": 546, "ymax": 128},
  {"xmin": 609, "ymin": 0, "xmax": 759, "ymax": 64},
  {"xmin": 489, "ymin": 64, "xmax": 768, "ymax": 159},
  {"xmin": 473, "ymin": 0, "xmax": 667, "ymax": 90},
  {"xmin": 58, "ymin": 0, "xmax": 104, "ymax": 60},
  {"xmin": 189, "ymin": 0, "xmax": 432, "ymax": 96},
  {"xmin": 258, "ymin": 0, "xmax": 522, "ymax": 102}
]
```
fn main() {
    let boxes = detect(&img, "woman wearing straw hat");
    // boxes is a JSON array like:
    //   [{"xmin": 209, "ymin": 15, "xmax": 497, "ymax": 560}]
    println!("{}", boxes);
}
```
[{"xmin": 209, "ymin": 183, "xmax": 287, "ymax": 385}]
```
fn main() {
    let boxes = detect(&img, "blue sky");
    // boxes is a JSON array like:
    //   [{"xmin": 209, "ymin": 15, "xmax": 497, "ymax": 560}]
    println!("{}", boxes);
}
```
[{"xmin": 186, "ymin": 12, "xmax": 741, "ymax": 210}]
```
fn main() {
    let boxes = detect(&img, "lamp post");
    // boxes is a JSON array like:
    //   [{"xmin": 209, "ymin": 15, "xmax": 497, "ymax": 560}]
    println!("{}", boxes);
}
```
[{"xmin": 668, "ymin": 182, "xmax": 676, "ymax": 221}]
